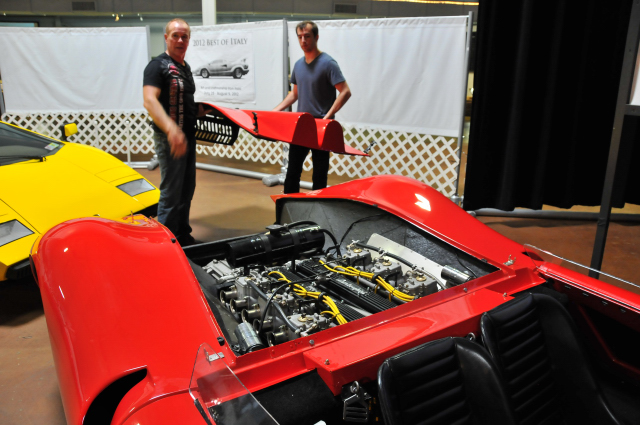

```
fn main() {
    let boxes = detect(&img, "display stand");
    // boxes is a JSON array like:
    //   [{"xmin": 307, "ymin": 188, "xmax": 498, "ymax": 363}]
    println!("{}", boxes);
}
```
[{"xmin": 590, "ymin": 0, "xmax": 640, "ymax": 274}]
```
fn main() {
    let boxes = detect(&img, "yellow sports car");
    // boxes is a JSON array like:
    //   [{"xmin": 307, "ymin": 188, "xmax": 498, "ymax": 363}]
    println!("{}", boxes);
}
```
[{"xmin": 0, "ymin": 120, "xmax": 159, "ymax": 281}]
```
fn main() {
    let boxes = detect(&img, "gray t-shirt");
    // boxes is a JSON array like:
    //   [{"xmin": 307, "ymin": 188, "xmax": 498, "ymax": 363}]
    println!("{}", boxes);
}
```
[{"xmin": 291, "ymin": 52, "xmax": 345, "ymax": 119}]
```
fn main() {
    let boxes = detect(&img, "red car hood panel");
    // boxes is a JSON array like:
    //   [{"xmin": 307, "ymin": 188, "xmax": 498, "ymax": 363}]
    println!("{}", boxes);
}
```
[
  {"xmin": 31, "ymin": 217, "xmax": 229, "ymax": 425},
  {"xmin": 204, "ymin": 104, "xmax": 367, "ymax": 156}
]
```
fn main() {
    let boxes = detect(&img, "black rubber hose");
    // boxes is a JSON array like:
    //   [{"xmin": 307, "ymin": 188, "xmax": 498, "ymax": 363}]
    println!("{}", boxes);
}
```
[
  {"xmin": 284, "ymin": 220, "xmax": 319, "ymax": 229},
  {"xmin": 339, "ymin": 214, "xmax": 386, "ymax": 247},
  {"xmin": 253, "ymin": 275, "xmax": 318, "ymax": 334},
  {"xmin": 456, "ymin": 252, "xmax": 478, "ymax": 278},
  {"xmin": 316, "ymin": 228, "xmax": 341, "ymax": 257}
]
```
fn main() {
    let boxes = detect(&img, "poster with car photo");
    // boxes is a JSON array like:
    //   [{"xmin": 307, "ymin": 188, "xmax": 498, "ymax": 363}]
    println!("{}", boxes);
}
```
[{"xmin": 186, "ymin": 31, "xmax": 255, "ymax": 104}]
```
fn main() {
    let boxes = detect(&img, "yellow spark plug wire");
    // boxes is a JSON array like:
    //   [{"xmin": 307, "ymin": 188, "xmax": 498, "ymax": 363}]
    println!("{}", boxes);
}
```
[
  {"xmin": 319, "ymin": 260, "xmax": 415, "ymax": 302},
  {"xmin": 268, "ymin": 271, "xmax": 347, "ymax": 324},
  {"xmin": 292, "ymin": 283, "xmax": 347, "ymax": 325},
  {"xmin": 373, "ymin": 276, "xmax": 415, "ymax": 302},
  {"xmin": 268, "ymin": 271, "xmax": 291, "ymax": 282}
]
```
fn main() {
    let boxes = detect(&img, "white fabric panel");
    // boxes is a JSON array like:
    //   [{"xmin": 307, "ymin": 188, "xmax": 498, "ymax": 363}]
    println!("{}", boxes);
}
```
[
  {"xmin": 288, "ymin": 17, "xmax": 468, "ymax": 136},
  {"xmin": 188, "ymin": 20, "xmax": 285, "ymax": 110},
  {"xmin": 0, "ymin": 27, "xmax": 148, "ymax": 114},
  {"xmin": 630, "ymin": 41, "xmax": 640, "ymax": 106}
]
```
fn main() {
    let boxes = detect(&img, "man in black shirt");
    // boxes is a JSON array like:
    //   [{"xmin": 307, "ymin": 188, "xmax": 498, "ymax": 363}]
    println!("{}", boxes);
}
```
[{"xmin": 143, "ymin": 18, "xmax": 209, "ymax": 246}]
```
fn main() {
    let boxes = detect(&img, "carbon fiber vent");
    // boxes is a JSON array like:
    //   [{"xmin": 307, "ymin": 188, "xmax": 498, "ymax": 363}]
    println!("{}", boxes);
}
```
[{"xmin": 195, "ymin": 115, "xmax": 239, "ymax": 146}]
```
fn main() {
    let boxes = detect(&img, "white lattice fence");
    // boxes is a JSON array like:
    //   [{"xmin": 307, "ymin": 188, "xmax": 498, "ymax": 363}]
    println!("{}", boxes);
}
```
[
  {"xmin": 2, "ymin": 113, "xmax": 460, "ymax": 196},
  {"xmin": 196, "ymin": 129, "xmax": 282, "ymax": 165},
  {"xmin": 1, "ymin": 112, "xmax": 154, "ymax": 155},
  {"xmin": 327, "ymin": 125, "xmax": 460, "ymax": 196}
]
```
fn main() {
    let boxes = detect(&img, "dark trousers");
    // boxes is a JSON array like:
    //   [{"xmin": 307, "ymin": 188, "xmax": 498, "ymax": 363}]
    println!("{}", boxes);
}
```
[
  {"xmin": 284, "ymin": 144, "xmax": 330, "ymax": 193},
  {"xmin": 153, "ymin": 132, "xmax": 196, "ymax": 243}
]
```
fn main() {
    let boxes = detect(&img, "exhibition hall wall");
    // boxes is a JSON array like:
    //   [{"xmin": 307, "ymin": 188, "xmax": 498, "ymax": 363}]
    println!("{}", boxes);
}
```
[
  {"xmin": 0, "ymin": 27, "xmax": 149, "ymax": 113},
  {"xmin": 0, "ymin": 16, "xmax": 471, "ymax": 195},
  {"xmin": 288, "ymin": 17, "xmax": 468, "ymax": 136},
  {"xmin": 186, "ymin": 20, "xmax": 286, "ymax": 111}
]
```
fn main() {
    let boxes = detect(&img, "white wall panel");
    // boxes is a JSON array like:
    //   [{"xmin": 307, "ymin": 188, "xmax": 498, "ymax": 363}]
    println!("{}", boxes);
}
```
[
  {"xmin": 630, "ymin": 41, "xmax": 640, "ymax": 106},
  {"xmin": 288, "ymin": 16, "xmax": 468, "ymax": 136},
  {"xmin": 186, "ymin": 20, "xmax": 285, "ymax": 110},
  {"xmin": 0, "ymin": 27, "xmax": 149, "ymax": 113}
]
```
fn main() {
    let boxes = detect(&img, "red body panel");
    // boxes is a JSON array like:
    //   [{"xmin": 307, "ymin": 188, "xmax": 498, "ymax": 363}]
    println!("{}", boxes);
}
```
[
  {"xmin": 539, "ymin": 263, "xmax": 640, "ymax": 312},
  {"xmin": 33, "ymin": 175, "xmax": 638, "ymax": 425},
  {"xmin": 273, "ymin": 175, "xmax": 525, "ymax": 272},
  {"xmin": 31, "ymin": 217, "xmax": 229, "ymax": 425},
  {"xmin": 205, "ymin": 104, "xmax": 367, "ymax": 156},
  {"xmin": 314, "ymin": 118, "xmax": 366, "ymax": 155},
  {"xmin": 120, "ymin": 392, "xmax": 203, "ymax": 425}
]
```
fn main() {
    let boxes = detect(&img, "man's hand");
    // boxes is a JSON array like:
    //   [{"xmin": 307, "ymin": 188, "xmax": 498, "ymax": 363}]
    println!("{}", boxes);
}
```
[
  {"xmin": 144, "ymin": 85, "xmax": 188, "ymax": 158},
  {"xmin": 167, "ymin": 125, "xmax": 187, "ymax": 158}
]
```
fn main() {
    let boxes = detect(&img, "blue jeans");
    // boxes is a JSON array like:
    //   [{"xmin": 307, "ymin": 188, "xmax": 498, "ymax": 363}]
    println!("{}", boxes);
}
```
[{"xmin": 153, "ymin": 132, "xmax": 196, "ymax": 242}]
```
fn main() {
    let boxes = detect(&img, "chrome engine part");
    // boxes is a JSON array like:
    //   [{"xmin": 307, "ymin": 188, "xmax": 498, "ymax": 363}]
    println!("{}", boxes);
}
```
[{"xmin": 398, "ymin": 270, "xmax": 439, "ymax": 298}]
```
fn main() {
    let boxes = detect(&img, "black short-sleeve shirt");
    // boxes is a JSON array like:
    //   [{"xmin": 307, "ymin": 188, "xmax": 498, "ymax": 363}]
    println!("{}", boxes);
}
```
[{"xmin": 143, "ymin": 52, "xmax": 197, "ymax": 138}]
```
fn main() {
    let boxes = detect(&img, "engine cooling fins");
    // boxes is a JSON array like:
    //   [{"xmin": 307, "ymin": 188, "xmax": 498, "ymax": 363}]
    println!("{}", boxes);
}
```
[{"xmin": 196, "ymin": 103, "xmax": 368, "ymax": 156}]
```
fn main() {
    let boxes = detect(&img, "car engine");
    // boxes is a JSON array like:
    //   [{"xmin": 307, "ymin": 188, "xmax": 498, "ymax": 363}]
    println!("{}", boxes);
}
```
[{"xmin": 196, "ymin": 219, "xmax": 491, "ymax": 356}]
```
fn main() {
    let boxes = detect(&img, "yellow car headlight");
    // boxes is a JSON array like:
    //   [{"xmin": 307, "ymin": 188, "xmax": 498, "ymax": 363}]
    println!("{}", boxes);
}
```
[
  {"xmin": 0, "ymin": 220, "xmax": 34, "ymax": 247},
  {"xmin": 117, "ymin": 179, "xmax": 155, "ymax": 197}
]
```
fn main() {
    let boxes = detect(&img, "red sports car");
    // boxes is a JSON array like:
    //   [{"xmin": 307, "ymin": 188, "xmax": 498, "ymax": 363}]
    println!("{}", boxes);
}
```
[{"xmin": 30, "ymin": 175, "xmax": 640, "ymax": 425}]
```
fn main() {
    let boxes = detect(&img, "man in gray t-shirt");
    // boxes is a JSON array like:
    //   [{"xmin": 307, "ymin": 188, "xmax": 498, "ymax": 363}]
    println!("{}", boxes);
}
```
[{"xmin": 274, "ymin": 20, "xmax": 351, "ymax": 193}]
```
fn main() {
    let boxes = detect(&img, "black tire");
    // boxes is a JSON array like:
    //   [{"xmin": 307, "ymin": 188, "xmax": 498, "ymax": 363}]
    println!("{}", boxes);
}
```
[
  {"xmin": 232, "ymin": 68, "xmax": 243, "ymax": 79},
  {"xmin": 201, "ymin": 69, "xmax": 210, "ymax": 78}
]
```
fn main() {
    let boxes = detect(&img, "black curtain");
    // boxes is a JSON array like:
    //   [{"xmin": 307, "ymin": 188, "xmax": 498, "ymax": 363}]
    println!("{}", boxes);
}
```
[
  {"xmin": 463, "ymin": 0, "xmax": 633, "ymax": 211},
  {"xmin": 615, "ymin": 114, "xmax": 640, "ymax": 206}
]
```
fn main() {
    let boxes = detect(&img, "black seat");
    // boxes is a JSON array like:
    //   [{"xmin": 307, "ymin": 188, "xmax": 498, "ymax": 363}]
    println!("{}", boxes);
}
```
[
  {"xmin": 377, "ymin": 337, "xmax": 517, "ymax": 425},
  {"xmin": 480, "ymin": 293, "xmax": 633, "ymax": 425}
]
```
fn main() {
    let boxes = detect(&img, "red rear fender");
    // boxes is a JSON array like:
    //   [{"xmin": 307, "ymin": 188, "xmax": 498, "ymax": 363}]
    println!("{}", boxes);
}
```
[{"xmin": 31, "ymin": 217, "xmax": 227, "ymax": 425}]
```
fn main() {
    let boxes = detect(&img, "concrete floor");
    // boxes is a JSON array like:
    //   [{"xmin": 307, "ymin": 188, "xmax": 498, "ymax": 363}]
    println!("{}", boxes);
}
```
[{"xmin": 1, "ymin": 164, "xmax": 639, "ymax": 425}]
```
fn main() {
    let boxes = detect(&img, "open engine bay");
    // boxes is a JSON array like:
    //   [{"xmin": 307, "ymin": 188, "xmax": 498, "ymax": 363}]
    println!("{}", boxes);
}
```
[{"xmin": 187, "ymin": 200, "xmax": 498, "ymax": 356}]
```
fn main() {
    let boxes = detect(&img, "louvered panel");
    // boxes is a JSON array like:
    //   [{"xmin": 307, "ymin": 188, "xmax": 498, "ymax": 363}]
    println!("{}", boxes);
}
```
[
  {"xmin": 391, "ymin": 347, "xmax": 472, "ymax": 425},
  {"xmin": 493, "ymin": 303, "xmax": 562, "ymax": 425}
]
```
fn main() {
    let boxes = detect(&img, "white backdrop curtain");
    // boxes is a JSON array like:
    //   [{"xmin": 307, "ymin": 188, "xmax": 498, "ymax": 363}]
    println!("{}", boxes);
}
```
[
  {"xmin": 0, "ymin": 27, "xmax": 149, "ymax": 114},
  {"xmin": 288, "ymin": 17, "xmax": 468, "ymax": 136},
  {"xmin": 630, "ymin": 41, "xmax": 640, "ymax": 105},
  {"xmin": 187, "ymin": 20, "xmax": 285, "ymax": 111}
]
